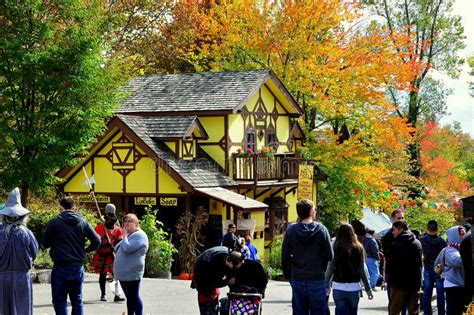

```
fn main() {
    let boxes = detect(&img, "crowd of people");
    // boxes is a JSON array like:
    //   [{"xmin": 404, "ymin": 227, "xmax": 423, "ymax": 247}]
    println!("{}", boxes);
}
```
[
  {"xmin": 0, "ymin": 188, "xmax": 149, "ymax": 315},
  {"xmin": 282, "ymin": 199, "xmax": 473, "ymax": 315},
  {"xmin": 1, "ymin": 187, "xmax": 473, "ymax": 315}
]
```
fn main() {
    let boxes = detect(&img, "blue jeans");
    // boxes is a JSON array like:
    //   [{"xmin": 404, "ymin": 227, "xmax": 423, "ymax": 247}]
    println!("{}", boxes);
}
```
[
  {"xmin": 51, "ymin": 264, "xmax": 84, "ymax": 315},
  {"xmin": 366, "ymin": 258, "xmax": 380, "ymax": 289},
  {"xmin": 290, "ymin": 279, "xmax": 327, "ymax": 315},
  {"xmin": 422, "ymin": 268, "xmax": 445, "ymax": 315},
  {"xmin": 333, "ymin": 289, "xmax": 360, "ymax": 315},
  {"xmin": 120, "ymin": 280, "xmax": 143, "ymax": 315}
]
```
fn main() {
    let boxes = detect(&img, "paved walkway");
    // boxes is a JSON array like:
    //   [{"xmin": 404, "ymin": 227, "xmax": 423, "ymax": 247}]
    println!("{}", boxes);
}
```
[{"xmin": 33, "ymin": 273, "xmax": 395, "ymax": 314}]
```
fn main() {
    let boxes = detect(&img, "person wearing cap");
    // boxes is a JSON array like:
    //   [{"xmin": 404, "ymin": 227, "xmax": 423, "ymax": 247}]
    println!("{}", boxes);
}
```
[
  {"xmin": 42, "ymin": 196, "xmax": 100, "ymax": 315},
  {"xmin": 191, "ymin": 246, "xmax": 244, "ymax": 314},
  {"xmin": 222, "ymin": 223, "xmax": 241, "ymax": 251},
  {"xmin": 90, "ymin": 203, "xmax": 125, "ymax": 302},
  {"xmin": 0, "ymin": 187, "xmax": 39, "ymax": 315}
]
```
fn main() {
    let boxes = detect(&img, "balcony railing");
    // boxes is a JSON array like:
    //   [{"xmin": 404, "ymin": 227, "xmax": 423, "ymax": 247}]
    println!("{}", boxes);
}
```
[{"xmin": 232, "ymin": 153, "xmax": 303, "ymax": 182}]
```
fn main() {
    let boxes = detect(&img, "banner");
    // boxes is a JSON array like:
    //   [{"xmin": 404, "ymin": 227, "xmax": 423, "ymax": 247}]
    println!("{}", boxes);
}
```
[{"xmin": 297, "ymin": 164, "xmax": 314, "ymax": 200}]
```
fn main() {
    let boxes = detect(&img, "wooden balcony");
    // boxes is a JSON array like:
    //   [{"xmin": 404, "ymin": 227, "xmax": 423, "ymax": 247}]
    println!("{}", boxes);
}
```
[{"xmin": 232, "ymin": 153, "xmax": 303, "ymax": 183}]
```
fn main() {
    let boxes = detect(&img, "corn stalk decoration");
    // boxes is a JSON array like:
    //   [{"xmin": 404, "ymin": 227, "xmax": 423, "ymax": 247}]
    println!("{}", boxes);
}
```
[{"xmin": 175, "ymin": 206, "xmax": 208, "ymax": 273}]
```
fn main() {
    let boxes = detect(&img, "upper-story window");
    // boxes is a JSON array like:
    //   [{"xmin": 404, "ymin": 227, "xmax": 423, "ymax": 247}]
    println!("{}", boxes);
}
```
[{"xmin": 245, "ymin": 129, "xmax": 256, "ymax": 152}]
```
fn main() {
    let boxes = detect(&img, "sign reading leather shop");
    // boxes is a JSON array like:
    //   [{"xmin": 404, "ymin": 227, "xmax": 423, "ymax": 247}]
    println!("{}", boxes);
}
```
[{"xmin": 78, "ymin": 194, "xmax": 110, "ymax": 203}]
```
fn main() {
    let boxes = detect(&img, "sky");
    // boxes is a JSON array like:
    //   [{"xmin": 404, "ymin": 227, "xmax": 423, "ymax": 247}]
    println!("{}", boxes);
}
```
[{"xmin": 438, "ymin": 0, "xmax": 474, "ymax": 136}]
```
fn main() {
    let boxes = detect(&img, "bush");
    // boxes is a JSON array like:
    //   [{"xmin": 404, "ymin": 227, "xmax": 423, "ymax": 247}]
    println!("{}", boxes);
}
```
[
  {"xmin": 27, "ymin": 197, "xmax": 101, "ymax": 271},
  {"xmin": 28, "ymin": 197, "xmax": 101, "ymax": 244},
  {"xmin": 140, "ymin": 208, "xmax": 177, "ymax": 277},
  {"xmin": 34, "ymin": 249, "xmax": 53, "ymax": 269},
  {"xmin": 264, "ymin": 236, "xmax": 283, "ymax": 280}
]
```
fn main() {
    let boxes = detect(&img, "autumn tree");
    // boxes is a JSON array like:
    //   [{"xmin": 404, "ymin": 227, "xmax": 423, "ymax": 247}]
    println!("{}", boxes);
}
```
[
  {"xmin": 133, "ymin": 0, "xmax": 418, "ymax": 222},
  {"xmin": 418, "ymin": 121, "xmax": 474, "ymax": 196},
  {"xmin": 0, "ymin": 0, "xmax": 123, "ymax": 205},
  {"xmin": 366, "ymin": 0, "xmax": 466, "ymax": 179}
]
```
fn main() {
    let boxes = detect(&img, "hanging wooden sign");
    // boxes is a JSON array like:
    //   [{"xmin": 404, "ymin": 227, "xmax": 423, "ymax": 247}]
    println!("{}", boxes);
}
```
[{"xmin": 297, "ymin": 164, "xmax": 314, "ymax": 201}]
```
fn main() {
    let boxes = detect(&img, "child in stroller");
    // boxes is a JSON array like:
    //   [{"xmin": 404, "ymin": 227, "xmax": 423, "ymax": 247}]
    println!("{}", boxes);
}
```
[{"xmin": 220, "ymin": 259, "xmax": 268, "ymax": 314}]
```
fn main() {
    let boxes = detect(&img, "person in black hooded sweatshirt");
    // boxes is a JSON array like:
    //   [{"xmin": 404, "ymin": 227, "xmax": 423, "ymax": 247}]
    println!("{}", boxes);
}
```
[
  {"xmin": 389, "ymin": 221, "xmax": 423, "ymax": 315},
  {"xmin": 282, "ymin": 199, "xmax": 333, "ymax": 315},
  {"xmin": 43, "ymin": 197, "xmax": 101, "ymax": 315},
  {"xmin": 419, "ymin": 220, "xmax": 447, "ymax": 315}
]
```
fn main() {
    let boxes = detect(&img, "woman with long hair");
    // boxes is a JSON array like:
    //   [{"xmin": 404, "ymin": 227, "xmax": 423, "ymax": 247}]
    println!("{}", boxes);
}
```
[{"xmin": 325, "ymin": 223, "xmax": 373, "ymax": 315}]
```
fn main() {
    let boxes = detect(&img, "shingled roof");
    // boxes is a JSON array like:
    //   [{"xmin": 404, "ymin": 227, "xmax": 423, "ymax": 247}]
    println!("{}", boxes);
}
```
[
  {"xmin": 116, "ymin": 115, "xmax": 235, "ymax": 188},
  {"xmin": 115, "ymin": 114, "xmax": 207, "ymax": 140},
  {"xmin": 118, "ymin": 69, "xmax": 275, "ymax": 113}
]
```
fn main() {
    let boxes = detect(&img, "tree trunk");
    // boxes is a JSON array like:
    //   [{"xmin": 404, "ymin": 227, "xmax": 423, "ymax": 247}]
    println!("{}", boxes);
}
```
[
  {"xmin": 407, "ymin": 90, "xmax": 421, "ymax": 178},
  {"xmin": 20, "ymin": 184, "xmax": 29, "ymax": 208}
]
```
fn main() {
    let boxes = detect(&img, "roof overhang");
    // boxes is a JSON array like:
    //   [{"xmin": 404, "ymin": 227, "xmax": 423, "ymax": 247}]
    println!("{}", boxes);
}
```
[{"xmin": 194, "ymin": 187, "xmax": 268, "ymax": 211}]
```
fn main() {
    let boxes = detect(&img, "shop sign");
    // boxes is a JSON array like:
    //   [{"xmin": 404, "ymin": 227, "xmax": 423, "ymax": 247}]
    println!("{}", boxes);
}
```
[
  {"xmin": 134, "ymin": 197, "xmax": 157, "ymax": 206},
  {"xmin": 160, "ymin": 197, "xmax": 178, "ymax": 207},
  {"xmin": 297, "ymin": 164, "xmax": 314, "ymax": 200},
  {"xmin": 78, "ymin": 194, "xmax": 110, "ymax": 203}
]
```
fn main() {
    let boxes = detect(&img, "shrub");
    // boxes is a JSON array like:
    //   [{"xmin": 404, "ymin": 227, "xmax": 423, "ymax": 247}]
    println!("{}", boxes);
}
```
[
  {"xmin": 28, "ymin": 197, "xmax": 101, "ymax": 244},
  {"xmin": 34, "ymin": 249, "xmax": 53, "ymax": 269},
  {"xmin": 264, "ymin": 236, "xmax": 283, "ymax": 280},
  {"xmin": 141, "ymin": 208, "xmax": 177, "ymax": 277},
  {"xmin": 27, "ymin": 196, "xmax": 101, "ymax": 271}
]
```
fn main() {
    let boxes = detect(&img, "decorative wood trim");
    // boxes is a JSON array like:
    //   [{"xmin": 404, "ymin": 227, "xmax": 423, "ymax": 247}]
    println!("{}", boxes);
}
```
[
  {"xmin": 56, "ymin": 129, "xmax": 122, "ymax": 180},
  {"xmin": 284, "ymin": 187, "xmax": 297, "ymax": 196},
  {"xmin": 110, "ymin": 117, "xmax": 192, "ymax": 192},
  {"xmin": 224, "ymin": 115, "xmax": 229, "ymax": 175},
  {"xmin": 232, "ymin": 72, "xmax": 271, "ymax": 114},
  {"xmin": 254, "ymin": 188, "xmax": 271, "ymax": 199},
  {"xmin": 182, "ymin": 140, "xmax": 194, "ymax": 158},
  {"xmin": 68, "ymin": 192, "xmax": 187, "ymax": 197},
  {"xmin": 264, "ymin": 83, "xmax": 289, "ymax": 114},
  {"xmin": 185, "ymin": 118, "xmax": 209, "ymax": 140},
  {"xmin": 270, "ymin": 187, "xmax": 285, "ymax": 198},
  {"xmin": 267, "ymin": 71, "xmax": 303, "ymax": 115}
]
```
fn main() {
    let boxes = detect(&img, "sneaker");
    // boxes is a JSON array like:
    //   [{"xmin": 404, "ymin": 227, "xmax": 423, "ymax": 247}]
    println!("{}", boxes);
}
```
[
  {"xmin": 114, "ymin": 295, "xmax": 125, "ymax": 302},
  {"xmin": 100, "ymin": 295, "xmax": 107, "ymax": 302},
  {"xmin": 372, "ymin": 287, "xmax": 378, "ymax": 292}
]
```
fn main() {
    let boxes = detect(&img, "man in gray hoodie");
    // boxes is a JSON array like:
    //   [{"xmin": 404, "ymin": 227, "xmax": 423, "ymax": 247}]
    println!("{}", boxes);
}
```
[{"xmin": 282, "ymin": 199, "xmax": 333, "ymax": 315}]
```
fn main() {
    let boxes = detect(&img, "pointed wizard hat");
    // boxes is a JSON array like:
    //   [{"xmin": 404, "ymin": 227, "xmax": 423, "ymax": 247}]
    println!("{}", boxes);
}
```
[{"xmin": 0, "ymin": 187, "xmax": 30, "ymax": 217}]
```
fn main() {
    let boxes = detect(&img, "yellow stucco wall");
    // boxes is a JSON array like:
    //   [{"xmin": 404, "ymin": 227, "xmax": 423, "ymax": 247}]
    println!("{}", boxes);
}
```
[
  {"xmin": 126, "ymin": 157, "xmax": 156, "ymax": 193},
  {"xmin": 164, "ymin": 141, "xmax": 176, "ymax": 153},
  {"xmin": 199, "ymin": 117, "xmax": 225, "ymax": 142},
  {"xmin": 228, "ymin": 114, "xmax": 244, "ymax": 144},
  {"xmin": 250, "ymin": 211, "xmax": 266, "ymax": 260},
  {"xmin": 158, "ymin": 166, "xmax": 185, "ymax": 194},
  {"xmin": 94, "ymin": 158, "xmax": 123, "ymax": 193},
  {"xmin": 64, "ymin": 161, "xmax": 92, "ymax": 193},
  {"xmin": 287, "ymin": 188, "xmax": 298, "ymax": 223}
]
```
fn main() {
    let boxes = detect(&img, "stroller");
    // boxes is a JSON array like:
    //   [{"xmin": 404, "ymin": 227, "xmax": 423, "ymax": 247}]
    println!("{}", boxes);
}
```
[
  {"xmin": 226, "ymin": 291, "xmax": 263, "ymax": 315},
  {"xmin": 220, "ymin": 260, "xmax": 268, "ymax": 315}
]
